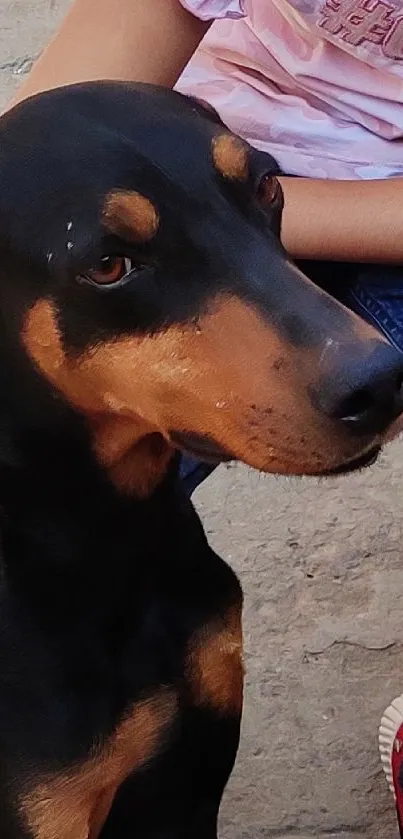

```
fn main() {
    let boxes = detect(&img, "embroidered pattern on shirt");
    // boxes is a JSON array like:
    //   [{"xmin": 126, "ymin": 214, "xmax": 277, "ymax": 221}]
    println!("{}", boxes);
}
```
[{"xmin": 318, "ymin": 0, "xmax": 403, "ymax": 57}]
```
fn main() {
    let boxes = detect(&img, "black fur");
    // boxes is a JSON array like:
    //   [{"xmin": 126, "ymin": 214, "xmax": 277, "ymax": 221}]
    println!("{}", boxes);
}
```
[{"xmin": 0, "ymin": 81, "xmax": 401, "ymax": 838}]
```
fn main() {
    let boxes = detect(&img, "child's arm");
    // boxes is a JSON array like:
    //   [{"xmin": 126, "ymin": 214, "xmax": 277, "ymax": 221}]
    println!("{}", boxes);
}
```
[
  {"xmin": 8, "ymin": 0, "xmax": 209, "ymax": 106},
  {"xmin": 8, "ymin": 0, "xmax": 403, "ymax": 266},
  {"xmin": 279, "ymin": 176, "xmax": 403, "ymax": 264}
]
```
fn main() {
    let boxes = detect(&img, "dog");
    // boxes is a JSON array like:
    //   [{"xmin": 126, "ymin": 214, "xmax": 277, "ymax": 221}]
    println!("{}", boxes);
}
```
[{"xmin": 0, "ymin": 81, "xmax": 402, "ymax": 838}]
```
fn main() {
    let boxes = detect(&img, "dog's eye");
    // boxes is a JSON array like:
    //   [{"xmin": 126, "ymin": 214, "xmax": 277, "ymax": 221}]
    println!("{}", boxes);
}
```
[
  {"xmin": 257, "ymin": 174, "xmax": 280, "ymax": 208},
  {"xmin": 84, "ymin": 256, "xmax": 133, "ymax": 285}
]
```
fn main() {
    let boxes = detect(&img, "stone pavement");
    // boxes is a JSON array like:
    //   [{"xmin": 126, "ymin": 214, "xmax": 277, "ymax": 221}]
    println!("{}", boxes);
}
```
[{"xmin": 2, "ymin": 3, "xmax": 403, "ymax": 836}]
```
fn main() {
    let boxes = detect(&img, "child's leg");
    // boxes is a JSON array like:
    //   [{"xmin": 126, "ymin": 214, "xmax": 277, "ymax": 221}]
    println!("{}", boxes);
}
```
[
  {"xmin": 334, "ymin": 264, "xmax": 403, "ymax": 353},
  {"xmin": 8, "ymin": 0, "xmax": 207, "ymax": 110},
  {"xmin": 179, "ymin": 456, "xmax": 217, "ymax": 497},
  {"xmin": 298, "ymin": 260, "xmax": 403, "ymax": 353}
]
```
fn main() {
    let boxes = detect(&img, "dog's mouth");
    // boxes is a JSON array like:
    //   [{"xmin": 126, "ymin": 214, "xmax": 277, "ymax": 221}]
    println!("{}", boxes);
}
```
[
  {"xmin": 321, "ymin": 444, "xmax": 381, "ymax": 476},
  {"xmin": 169, "ymin": 431, "xmax": 233, "ymax": 464}
]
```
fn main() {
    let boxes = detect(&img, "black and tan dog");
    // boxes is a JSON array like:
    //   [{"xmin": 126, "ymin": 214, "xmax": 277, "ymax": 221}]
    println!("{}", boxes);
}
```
[{"xmin": 0, "ymin": 82, "xmax": 402, "ymax": 838}]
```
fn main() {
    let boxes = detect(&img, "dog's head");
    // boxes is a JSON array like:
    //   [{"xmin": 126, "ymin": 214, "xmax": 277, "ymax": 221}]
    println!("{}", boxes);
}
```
[{"xmin": 0, "ymin": 82, "xmax": 402, "ymax": 495}]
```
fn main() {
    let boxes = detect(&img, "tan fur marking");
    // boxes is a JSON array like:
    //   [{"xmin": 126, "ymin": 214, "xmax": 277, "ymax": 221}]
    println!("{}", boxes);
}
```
[
  {"xmin": 212, "ymin": 134, "xmax": 249, "ymax": 181},
  {"xmin": 22, "ymin": 291, "xmax": 383, "ymax": 479},
  {"xmin": 102, "ymin": 190, "xmax": 159, "ymax": 243},
  {"xmin": 187, "ymin": 605, "xmax": 244, "ymax": 716},
  {"xmin": 22, "ymin": 301, "xmax": 174, "ymax": 497},
  {"xmin": 91, "ymin": 416, "xmax": 173, "ymax": 498},
  {"xmin": 20, "ymin": 690, "xmax": 177, "ymax": 839}
]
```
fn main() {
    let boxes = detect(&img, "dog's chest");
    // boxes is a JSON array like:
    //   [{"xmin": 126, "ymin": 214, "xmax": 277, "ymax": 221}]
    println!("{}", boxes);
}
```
[
  {"xmin": 19, "ymin": 689, "xmax": 177, "ymax": 839},
  {"xmin": 17, "ymin": 555, "xmax": 243, "ymax": 839}
]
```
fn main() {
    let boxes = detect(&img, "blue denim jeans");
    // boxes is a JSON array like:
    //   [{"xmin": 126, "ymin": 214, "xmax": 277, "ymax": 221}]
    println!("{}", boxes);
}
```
[{"xmin": 180, "ymin": 261, "xmax": 403, "ymax": 496}]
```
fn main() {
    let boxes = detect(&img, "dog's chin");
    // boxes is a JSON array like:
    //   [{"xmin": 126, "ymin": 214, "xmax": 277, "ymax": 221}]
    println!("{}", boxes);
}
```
[
  {"xmin": 170, "ymin": 431, "xmax": 382, "ymax": 476},
  {"xmin": 319, "ymin": 444, "xmax": 381, "ymax": 477}
]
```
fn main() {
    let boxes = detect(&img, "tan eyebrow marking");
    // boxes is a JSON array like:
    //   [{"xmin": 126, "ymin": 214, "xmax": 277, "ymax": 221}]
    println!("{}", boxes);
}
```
[
  {"xmin": 102, "ymin": 190, "xmax": 159, "ymax": 243},
  {"xmin": 212, "ymin": 134, "xmax": 249, "ymax": 182}
]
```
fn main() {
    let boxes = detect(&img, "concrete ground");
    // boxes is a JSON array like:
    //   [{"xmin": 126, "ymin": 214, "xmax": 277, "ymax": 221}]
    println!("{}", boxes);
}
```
[{"xmin": 2, "ymin": 3, "xmax": 403, "ymax": 836}]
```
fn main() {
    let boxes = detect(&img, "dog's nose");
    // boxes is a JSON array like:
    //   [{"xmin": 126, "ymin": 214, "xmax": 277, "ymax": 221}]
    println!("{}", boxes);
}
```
[{"xmin": 313, "ymin": 342, "xmax": 403, "ymax": 436}]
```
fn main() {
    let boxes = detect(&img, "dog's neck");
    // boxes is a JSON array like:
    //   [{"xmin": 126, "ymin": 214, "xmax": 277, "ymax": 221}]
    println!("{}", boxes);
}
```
[{"xmin": 0, "ymin": 385, "xmax": 203, "ymax": 620}]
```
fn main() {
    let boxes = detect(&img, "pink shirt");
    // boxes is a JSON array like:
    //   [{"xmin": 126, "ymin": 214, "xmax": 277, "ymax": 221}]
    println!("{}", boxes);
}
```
[{"xmin": 176, "ymin": 0, "xmax": 403, "ymax": 178}]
